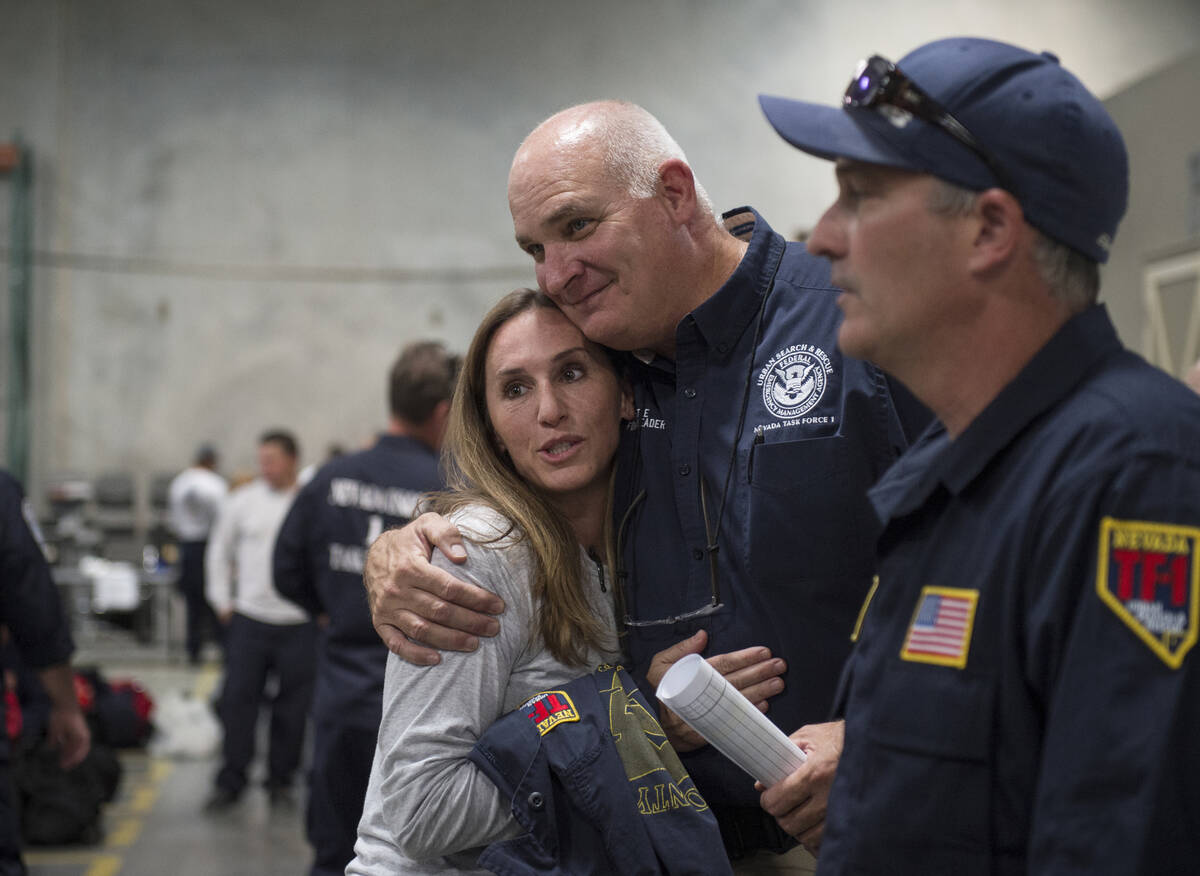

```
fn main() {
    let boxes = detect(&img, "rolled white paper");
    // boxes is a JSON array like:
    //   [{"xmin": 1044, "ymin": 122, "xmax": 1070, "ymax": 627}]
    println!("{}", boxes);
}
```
[{"xmin": 656, "ymin": 652, "xmax": 806, "ymax": 787}]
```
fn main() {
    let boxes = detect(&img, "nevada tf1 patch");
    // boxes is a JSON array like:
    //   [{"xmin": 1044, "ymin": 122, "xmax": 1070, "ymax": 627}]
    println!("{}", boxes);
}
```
[
  {"xmin": 1096, "ymin": 516, "xmax": 1199, "ymax": 669},
  {"xmin": 521, "ymin": 690, "xmax": 579, "ymax": 736},
  {"xmin": 900, "ymin": 586, "xmax": 979, "ymax": 669}
]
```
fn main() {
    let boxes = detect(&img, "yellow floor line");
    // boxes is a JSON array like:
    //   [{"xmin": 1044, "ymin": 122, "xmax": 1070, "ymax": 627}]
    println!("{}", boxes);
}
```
[
  {"xmin": 105, "ymin": 815, "xmax": 143, "ymax": 848},
  {"xmin": 130, "ymin": 783, "xmax": 160, "ymax": 813},
  {"xmin": 85, "ymin": 853, "xmax": 125, "ymax": 876},
  {"xmin": 26, "ymin": 664, "xmax": 216, "ymax": 874},
  {"xmin": 25, "ymin": 849, "xmax": 125, "ymax": 874},
  {"xmin": 193, "ymin": 662, "xmax": 222, "ymax": 701},
  {"xmin": 149, "ymin": 758, "xmax": 173, "ymax": 782}
]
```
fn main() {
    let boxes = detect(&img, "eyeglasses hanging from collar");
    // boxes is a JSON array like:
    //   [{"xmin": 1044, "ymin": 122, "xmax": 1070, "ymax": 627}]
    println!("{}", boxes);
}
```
[{"xmin": 614, "ymin": 245, "xmax": 784, "ymax": 629}]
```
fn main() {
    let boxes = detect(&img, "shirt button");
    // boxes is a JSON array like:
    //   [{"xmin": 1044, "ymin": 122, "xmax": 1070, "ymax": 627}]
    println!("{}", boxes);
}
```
[
  {"xmin": 528, "ymin": 791, "xmax": 544, "ymax": 810},
  {"xmin": 717, "ymin": 343, "xmax": 729, "ymax": 354},
  {"xmin": 683, "ymin": 388, "xmax": 697, "ymax": 399},
  {"xmin": 692, "ymin": 548, "xmax": 704, "ymax": 560},
  {"xmin": 678, "ymin": 464, "xmax": 691, "ymax": 476}
]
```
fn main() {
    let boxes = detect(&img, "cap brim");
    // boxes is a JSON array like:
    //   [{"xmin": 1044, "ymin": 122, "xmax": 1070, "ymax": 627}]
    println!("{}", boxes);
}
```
[{"xmin": 759, "ymin": 94, "xmax": 916, "ymax": 170}]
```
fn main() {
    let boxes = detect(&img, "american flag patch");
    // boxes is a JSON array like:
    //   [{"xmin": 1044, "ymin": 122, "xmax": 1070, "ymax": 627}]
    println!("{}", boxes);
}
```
[{"xmin": 900, "ymin": 587, "xmax": 979, "ymax": 669}]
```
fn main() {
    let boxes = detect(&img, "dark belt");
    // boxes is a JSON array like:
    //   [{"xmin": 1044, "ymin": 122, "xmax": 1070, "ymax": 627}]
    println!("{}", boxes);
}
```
[{"xmin": 712, "ymin": 804, "xmax": 798, "ymax": 860}]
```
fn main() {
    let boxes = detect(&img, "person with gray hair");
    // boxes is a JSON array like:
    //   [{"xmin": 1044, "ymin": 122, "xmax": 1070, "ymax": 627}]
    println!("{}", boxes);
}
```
[
  {"xmin": 757, "ymin": 37, "xmax": 1200, "ymax": 872},
  {"xmin": 363, "ymin": 99, "xmax": 925, "ymax": 872}
]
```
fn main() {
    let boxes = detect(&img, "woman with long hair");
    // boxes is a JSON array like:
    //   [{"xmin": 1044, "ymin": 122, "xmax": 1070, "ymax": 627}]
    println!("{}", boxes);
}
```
[{"xmin": 348, "ymin": 289, "xmax": 633, "ymax": 874}]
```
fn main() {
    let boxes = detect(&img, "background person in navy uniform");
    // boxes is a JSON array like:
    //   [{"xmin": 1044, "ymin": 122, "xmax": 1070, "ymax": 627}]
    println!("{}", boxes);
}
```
[
  {"xmin": 362, "ymin": 102, "xmax": 924, "ymax": 872},
  {"xmin": 0, "ymin": 469, "xmax": 90, "ymax": 875},
  {"xmin": 757, "ymin": 37, "xmax": 1200, "ymax": 873},
  {"xmin": 274, "ymin": 342, "xmax": 459, "ymax": 876}
]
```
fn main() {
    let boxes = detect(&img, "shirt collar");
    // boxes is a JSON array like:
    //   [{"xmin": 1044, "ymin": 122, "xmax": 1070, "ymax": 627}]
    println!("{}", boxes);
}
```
[
  {"xmin": 871, "ymin": 304, "xmax": 1122, "ymax": 520},
  {"xmin": 688, "ymin": 207, "xmax": 785, "ymax": 364},
  {"xmin": 626, "ymin": 206, "xmax": 785, "ymax": 369},
  {"xmin": 376, "ymin": 432, "xmax": 436, "ymax": 456}
]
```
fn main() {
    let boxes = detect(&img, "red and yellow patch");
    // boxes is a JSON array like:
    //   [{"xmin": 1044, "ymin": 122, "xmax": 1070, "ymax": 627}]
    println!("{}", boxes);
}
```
[
  {"xmin": 1096, "ymin": 517, "xmax": 1199, "ymax": 669},
  {"xmin": 521, "ymin": 690, "xmax": 579, "ymax": 736}
]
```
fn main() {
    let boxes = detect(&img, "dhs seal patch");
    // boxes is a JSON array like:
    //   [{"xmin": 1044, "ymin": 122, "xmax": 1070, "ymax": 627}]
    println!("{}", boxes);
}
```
[{"xmin": 758, "ymin": 344, "xmax": 833, "ymax": 419}]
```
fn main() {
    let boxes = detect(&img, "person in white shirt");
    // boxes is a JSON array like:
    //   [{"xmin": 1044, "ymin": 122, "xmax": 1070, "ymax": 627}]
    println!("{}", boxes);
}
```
[
  {"xmin": 167, "ymin": 444, "xmax": 228, "ymax": 664},
  {"xmin": 204, "ymin": 430, "xmax": 315, "ymax": 812}
]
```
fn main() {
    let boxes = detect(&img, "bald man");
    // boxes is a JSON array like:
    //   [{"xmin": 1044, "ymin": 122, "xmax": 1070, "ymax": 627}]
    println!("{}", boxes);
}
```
[{"xmin": 365, "ymin": 101, "xmax": 926, "ymax": 871}]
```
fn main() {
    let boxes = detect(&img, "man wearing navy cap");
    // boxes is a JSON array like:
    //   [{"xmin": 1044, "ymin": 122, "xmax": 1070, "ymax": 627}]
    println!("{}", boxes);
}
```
[{"xmin": 758, "ymin": 37, "xmax": 1200, "ymax": 873}]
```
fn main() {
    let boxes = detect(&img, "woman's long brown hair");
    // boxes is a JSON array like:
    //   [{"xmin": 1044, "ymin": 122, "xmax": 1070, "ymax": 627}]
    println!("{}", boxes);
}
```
[{"xmin": 426, "ymin": 289, "xmax": 618, "ymax": 666}]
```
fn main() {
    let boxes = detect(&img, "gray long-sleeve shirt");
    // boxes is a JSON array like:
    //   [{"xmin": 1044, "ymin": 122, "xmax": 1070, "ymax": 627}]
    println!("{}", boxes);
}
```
[{"xmin": 349, "ymin": 505, "xmax": 621, "ymax": 875}]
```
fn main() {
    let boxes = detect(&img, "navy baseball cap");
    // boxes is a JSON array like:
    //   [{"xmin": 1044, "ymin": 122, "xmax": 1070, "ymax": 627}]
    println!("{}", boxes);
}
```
[{"xmin": 760, "ymin": 37, "xmax": 1128, "ymax": 263}]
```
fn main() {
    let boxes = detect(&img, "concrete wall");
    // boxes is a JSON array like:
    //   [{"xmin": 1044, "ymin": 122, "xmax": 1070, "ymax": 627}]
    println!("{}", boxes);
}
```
[
  {"xmin": 1103, "ymin": 50, "xmax": 1200, "ymax": 371},
  {"xmin": 2, "ymin": 0, "xmax": 1199, "ymax": 513}
]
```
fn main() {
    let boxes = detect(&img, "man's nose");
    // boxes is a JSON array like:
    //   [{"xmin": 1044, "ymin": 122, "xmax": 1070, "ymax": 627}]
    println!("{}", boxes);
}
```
[
  {"xmin": 806, "ymin": 205, "xmax": 844, "ymax": 260},
  {"xmin": 538, "ymin": 244, "xmax": 582, "ymax": 299}
]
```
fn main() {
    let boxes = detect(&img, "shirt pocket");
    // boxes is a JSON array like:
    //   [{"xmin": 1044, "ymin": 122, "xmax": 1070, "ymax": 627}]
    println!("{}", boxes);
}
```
[
  {"xmin": 859, "ymin": 666, "xmax": 996, "ymax": 862},
  {"xmin": 747, "ymin": 434, "xmax": 880, "ymax": 583}
]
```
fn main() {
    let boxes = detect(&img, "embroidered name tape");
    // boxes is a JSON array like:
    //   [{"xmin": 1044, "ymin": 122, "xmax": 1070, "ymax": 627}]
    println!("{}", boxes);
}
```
[
  {"xmin": 521, "ymin": 690, "xmax": 579, "ymax": 736},
  {"xmin": 901, "ymin": 586, "xmax": 979, "ymax": 669},
  {"xmin": 1096, "ymin": 516, "xmax": 1199, "ymax": 669}
]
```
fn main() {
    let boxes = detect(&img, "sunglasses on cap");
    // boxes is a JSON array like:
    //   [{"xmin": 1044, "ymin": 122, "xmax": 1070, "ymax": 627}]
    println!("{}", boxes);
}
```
[{"xmin": 844, "ymin": 55, "xmax": 1017, "ymax": 196}]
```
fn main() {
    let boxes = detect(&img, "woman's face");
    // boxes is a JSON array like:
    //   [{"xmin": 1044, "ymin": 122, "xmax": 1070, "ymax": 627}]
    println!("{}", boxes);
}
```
[{"xmin": 484, "ymin": 306, "xmax": 633, "ymax": 509}]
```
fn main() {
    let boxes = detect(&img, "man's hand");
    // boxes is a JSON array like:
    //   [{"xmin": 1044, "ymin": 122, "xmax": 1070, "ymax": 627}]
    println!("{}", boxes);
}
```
[
  {"xmin": 364, "ymin": 513, "xmax": 505, "ymax": 665},
  {"xmin": 37, "ymin": 663, "xmax": 91, "ymax": 769},
  {"xmin": 47, "ymin": 704, "xmax": 91, "ymax": 770},
  {"xmin": 757, "ymin": 720, "xmax": 844, "ymax": 856},
  {"xmin": 645, "ymin": 630, "xmax": 786, "ymax": 752}
]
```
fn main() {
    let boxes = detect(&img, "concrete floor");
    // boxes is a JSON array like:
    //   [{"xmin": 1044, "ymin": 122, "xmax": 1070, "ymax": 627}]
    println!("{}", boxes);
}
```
[{"xmin": 23, "ymin": 632, "xmax": 315, "ymax": 876}]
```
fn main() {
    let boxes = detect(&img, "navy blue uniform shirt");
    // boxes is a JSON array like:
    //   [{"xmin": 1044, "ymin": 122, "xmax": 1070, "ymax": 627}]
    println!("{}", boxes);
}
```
[
  {"xmin": 274, "ymin": 434, "xmax": 442, "ymax": 726},
  {"xmin": 0, "ymin": 470, "xmax": 76, "ymax": 762},
  {"xmin": 0, "ymin": 470, "xmax": 74, "ymax": 671},
  {"xmin": 471, "ymin": 665, "xmax": 731, "ymax": 875},
  {"xmin": 821, "ymin": 306, "xmax": 1200, "ymax": 874},
  {"xmin": 613, "ymin": 208, "xmax": 917, "ymax": 809}
]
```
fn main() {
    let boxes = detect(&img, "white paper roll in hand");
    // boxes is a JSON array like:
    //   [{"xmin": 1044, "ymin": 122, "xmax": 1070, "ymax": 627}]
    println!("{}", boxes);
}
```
[{"xmin": 656, "ymin": 652, "xmax": 806, "ymax": 787}]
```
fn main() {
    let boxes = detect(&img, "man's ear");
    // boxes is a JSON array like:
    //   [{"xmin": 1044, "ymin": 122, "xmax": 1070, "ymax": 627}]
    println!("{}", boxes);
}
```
[
  {"xmin": 967, "ymin": 188, "xmax": 1024, "ymax": 275},
  {"xmin": 657, "ymin": 158, "xmax": 699, "ymax": 222},
  {"xmin": 432, "ymin": 399, "xmax": 452, "ymax": 429}
]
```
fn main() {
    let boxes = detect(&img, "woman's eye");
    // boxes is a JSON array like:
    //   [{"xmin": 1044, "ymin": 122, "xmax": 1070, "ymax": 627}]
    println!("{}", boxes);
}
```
[
  {"xmin": 504, "ymin": 383, "xmax": 527, "ymax": 398},
  {"xmin": 562, "ymin": 366, "xmax": 584, "ymax": 382}
]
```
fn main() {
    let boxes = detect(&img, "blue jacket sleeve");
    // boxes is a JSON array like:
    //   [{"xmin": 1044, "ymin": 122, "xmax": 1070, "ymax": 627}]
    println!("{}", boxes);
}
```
[
  {"xmin": 0, "ymin": 471, "xmax": 75, "ymax": 668},
  {"xmin": 272, "ymin": 479, "xmax": 324, "ymax": 616}
]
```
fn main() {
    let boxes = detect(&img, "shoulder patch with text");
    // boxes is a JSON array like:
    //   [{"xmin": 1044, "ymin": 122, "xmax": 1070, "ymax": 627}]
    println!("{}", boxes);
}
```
[
  {"xmin": 521, "ymin": 690, "xmax": 579, "ymax": 736},
  {"xmin": 1096, "ymin": 517, "xmax": 1199, "ymax": 669},
  {"xmin": 900, "ymin": 586, "xmax": 979, "ymax": 669}
]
